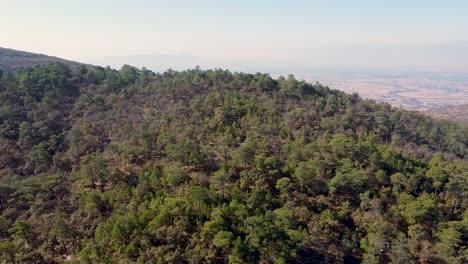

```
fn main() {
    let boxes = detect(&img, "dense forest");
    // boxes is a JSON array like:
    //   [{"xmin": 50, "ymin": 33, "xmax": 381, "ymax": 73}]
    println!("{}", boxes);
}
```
[{"xmin": 0, "ymin": 63, "xmax": 466, "ymax": 263}]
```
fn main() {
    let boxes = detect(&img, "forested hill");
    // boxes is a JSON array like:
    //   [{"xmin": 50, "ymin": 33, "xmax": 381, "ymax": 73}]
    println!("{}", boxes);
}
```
[
  {"xmin": 0, "ymin": 47, "xmax": 86, "ymax": 72},
  {"xmin": 0, "ymin": 62, "xmax": 467, "ymax": 263}
]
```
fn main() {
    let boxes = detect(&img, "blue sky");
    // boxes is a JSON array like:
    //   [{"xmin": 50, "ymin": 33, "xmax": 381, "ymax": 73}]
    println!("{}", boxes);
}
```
[{"xmin": 1, "ymin": 0, "xmax": 467, "ymax": 71}]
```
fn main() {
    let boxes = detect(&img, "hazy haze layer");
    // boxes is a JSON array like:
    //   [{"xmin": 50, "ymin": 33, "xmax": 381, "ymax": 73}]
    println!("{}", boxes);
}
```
[{"xmin": 1, "ymin": 0, "xmax": 468, "ymax": 72}]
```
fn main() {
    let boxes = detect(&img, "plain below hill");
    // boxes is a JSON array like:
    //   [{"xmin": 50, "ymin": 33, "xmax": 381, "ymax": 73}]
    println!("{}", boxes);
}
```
[
  {"xmin": 425, "ymin": 104, "xmax": 468, "ymax": 124},
  {"xmin": 0, "ymin": 47, "xmax": 88, "ymax": 72}
]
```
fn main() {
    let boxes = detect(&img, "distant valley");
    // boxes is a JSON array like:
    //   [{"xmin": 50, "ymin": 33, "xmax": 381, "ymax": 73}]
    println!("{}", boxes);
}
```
[
  {"xmin": 293, "ymin": 71, "xmax": 468, "ymax": 111},
  {"xmin": 425, "ymin": 104, "xmax": 468, "ymax": 124}
]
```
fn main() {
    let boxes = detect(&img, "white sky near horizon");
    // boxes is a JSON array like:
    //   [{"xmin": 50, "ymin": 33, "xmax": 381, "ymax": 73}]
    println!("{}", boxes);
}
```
[{"xmin": 1, "ymin": 0, "xmax": 468, "ymax": 72}]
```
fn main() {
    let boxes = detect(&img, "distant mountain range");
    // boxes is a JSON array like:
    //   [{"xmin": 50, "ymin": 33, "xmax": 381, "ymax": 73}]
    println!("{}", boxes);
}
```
[
  {"xmin": 0, "ymin": 47, "xmax": 202, "ymax": 74},
  {"xmin": 0, "ymin": 47, "xmax": 87, "ymax": 72}
]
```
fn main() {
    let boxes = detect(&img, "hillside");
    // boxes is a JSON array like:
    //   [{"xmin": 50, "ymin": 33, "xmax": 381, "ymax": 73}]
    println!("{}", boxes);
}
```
[
  {"xmin": 0, "ymin": 63, "xmax": 467, "ymax": 263},
  {"xmin": 0, "ymin": 47, "xmax": 86, "ymax": 72},
  {"xmin": 425, "ymin": 104, "xmax": 468, "ymax": 124},
  {"xmin": 92, "ymin": 52, "xmax": 200, "ymax": 72}
]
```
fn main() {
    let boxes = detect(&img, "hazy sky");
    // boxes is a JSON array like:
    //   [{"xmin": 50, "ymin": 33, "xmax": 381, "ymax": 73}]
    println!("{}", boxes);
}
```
[{"xmin": 1, "ymin": 0, "xmax": 468, "ymax": 71}]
